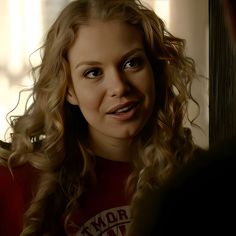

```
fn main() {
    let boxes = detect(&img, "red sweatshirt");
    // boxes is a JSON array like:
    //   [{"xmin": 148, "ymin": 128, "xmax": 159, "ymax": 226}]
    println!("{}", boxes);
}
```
[
  {"xmin": 0, "ymin": 157, "xmax": 133, "ymax": 236},
  {"xmin": 69, "ymin": 156, "xmax": 133, "ymax": 235},
  {"xmin": 0, "ymin": 165, "xmax": 38, "ymax": 236}
]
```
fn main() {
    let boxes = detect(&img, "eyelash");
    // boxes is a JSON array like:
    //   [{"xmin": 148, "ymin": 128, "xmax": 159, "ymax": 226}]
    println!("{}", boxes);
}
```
[
  {"xmin": 123, "ymin": 57, "xmax": 144, "ymax": 70},
  {"xmin": 83, "ymin": 68, "xmax": 102, "ymax": 79},
  {"xmin": 82, "ymin": 56, "xmax": 144, "ymax": 79}
]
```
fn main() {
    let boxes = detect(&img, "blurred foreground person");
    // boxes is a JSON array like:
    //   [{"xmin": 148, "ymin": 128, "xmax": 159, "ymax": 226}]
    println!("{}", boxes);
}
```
[
  {"xmin": 128, "ymin": 0, "xmax": 236, "ymax": 235},
  {"xmin": 129, "ymin": 139, "xmax": 236, "ymax": 235}
]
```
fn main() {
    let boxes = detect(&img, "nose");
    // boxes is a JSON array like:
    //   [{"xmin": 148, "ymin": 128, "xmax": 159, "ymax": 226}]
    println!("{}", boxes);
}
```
[{"xmin": 107, "ymin": 69, "xmax": 130, "ymax": 97}]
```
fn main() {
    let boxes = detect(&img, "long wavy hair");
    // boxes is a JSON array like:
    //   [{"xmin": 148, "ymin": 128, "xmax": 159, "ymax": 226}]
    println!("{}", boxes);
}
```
[{"xmin": 0, "ymin": 0, "xmax": 199, "ymax": 235}]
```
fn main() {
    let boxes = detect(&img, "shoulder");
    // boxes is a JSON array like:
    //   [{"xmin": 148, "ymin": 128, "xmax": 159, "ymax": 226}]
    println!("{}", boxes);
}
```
[
  {"xmin": 0, "ymin": 140, "xmax": 40, "ymax": 191},
  {"xmin": 0, "ymin": 164, "xmax": 39, "ymax": 235},
  {"xmin": 0, "ymin": 164, "xmax": 39, "ymax": 213},
  {"xmin": 0, "ymin": 164, "xmax": 39, "ymax": 202}
]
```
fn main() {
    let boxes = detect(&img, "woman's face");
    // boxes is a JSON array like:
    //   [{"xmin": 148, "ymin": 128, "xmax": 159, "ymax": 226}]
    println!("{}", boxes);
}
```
[{"xmin": 67, "ymin": 20, "xmax": 155, "ymax": 144}]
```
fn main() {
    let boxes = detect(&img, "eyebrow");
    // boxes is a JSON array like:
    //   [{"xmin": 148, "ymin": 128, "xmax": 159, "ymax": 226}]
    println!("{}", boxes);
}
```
[{"xmin": 74, "ymin": 48, "xmax": 145, "ymax": 70}]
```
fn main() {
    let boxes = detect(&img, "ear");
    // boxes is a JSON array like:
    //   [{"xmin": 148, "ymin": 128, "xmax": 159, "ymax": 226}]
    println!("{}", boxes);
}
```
[{"xmin": 66, "ymin": 86, "xmax": 79, "ymax": 105}]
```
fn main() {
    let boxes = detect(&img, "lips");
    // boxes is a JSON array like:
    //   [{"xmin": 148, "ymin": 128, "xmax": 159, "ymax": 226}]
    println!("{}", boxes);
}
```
[{"xmin": 107, "ymin": 101, "xmax": 140, "ymax": 114}]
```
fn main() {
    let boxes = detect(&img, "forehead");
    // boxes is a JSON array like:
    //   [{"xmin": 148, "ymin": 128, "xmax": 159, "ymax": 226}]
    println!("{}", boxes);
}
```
[
  {"xmin": 77, "ymin": 19, "xmax": 142, "ymax": 40},
  {"xmin": 68, "ymin": 20, "xmax": 144, "ymax": 65}
]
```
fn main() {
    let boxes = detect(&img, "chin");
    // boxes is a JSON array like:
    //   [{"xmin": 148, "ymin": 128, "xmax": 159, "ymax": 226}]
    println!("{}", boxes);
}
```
[{"xmin": 113, "ymin": 126, "xmax": 145, "ymax": 139}]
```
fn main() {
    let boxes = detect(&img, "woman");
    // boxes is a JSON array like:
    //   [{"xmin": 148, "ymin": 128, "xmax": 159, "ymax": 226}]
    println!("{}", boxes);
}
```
[{"xmin": 0, "ymin": 0, "xmax": 199, "ymax": 235}]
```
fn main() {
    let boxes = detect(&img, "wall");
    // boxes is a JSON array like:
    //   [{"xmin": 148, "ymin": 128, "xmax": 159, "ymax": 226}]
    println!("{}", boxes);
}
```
[{"xmin": 166, "ymin": 0, "xmax": 209, "ymax": 148}]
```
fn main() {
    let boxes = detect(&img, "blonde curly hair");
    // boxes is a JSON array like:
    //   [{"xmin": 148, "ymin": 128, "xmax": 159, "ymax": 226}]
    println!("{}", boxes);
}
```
[{"xmin": 0, "ymin": 0, "xmax": 200, "ymax": 235}]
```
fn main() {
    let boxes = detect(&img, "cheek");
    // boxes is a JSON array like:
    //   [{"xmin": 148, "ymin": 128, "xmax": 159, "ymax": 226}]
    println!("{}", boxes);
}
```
[{"xmin": 76, "ymin": 88, "xmax": 102, "ymax": 112}]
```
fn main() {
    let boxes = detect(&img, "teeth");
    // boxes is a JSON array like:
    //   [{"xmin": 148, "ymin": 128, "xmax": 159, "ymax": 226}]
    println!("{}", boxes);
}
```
[{"xmin": 116, "ymin": 105, "xmax": 133, "ymax": 113}]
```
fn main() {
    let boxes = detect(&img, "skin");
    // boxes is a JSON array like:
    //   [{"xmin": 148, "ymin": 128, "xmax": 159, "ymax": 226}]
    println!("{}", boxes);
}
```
[{"xmin": 67, "ymin": 20, "xmax": 155, "ymax": 162}]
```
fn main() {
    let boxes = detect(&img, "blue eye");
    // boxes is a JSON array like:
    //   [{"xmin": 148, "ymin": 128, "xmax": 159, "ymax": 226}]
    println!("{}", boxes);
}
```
[
  {"xmin": 123, "ymin": 57, "xmax": 143, "ymax": 70},
  {"xmin": 83, "ymin": 68, "xmax": 102, "ymax": 79}
]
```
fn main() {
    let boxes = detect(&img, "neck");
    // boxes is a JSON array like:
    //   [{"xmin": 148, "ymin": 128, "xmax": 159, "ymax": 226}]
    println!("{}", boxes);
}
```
[{"xmin": 88, "ymin": 135, "xmax": 136, "ymax": 162}]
